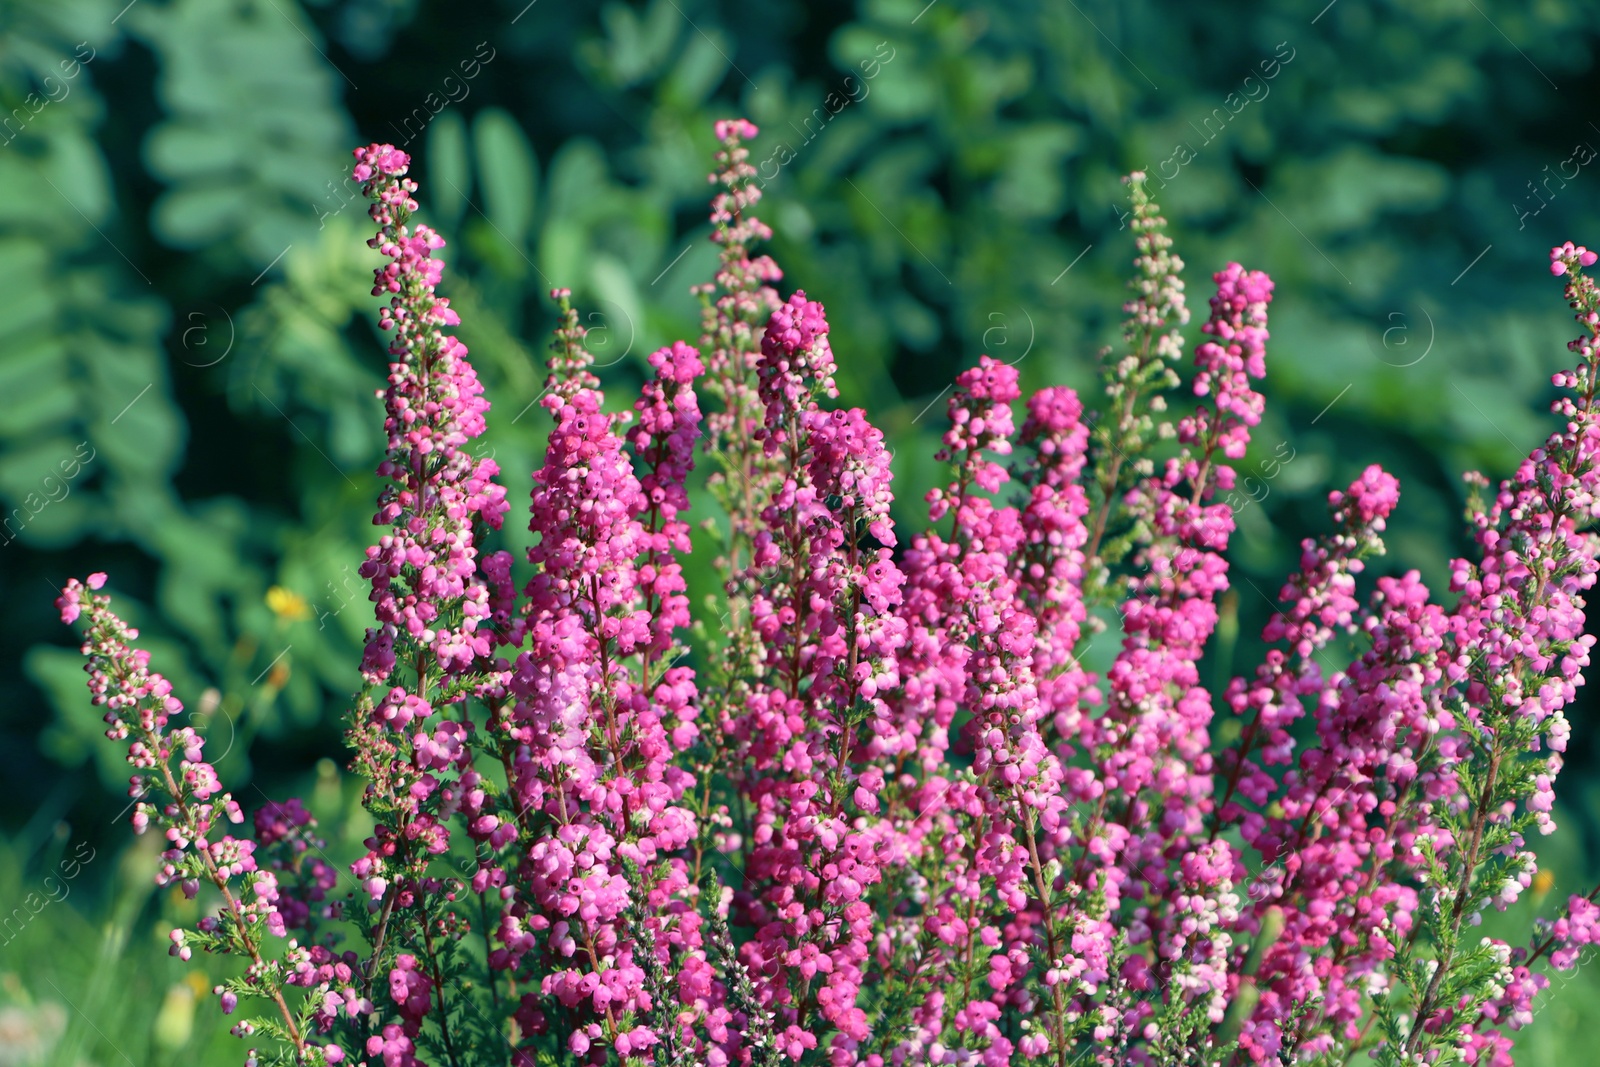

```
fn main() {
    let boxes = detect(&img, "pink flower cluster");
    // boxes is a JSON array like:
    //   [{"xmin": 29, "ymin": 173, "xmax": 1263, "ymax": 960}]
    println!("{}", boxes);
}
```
[
  {"xmin": 56, "ymin": 126, "xmax": 1600, "ymax": 1067},
  {"xmin": 57, "ymin": 573, "xmax": 323, "ymax": 1062}
]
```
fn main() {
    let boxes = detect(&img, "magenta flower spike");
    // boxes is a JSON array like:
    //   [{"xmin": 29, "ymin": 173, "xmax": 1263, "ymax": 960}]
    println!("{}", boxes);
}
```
[{"xmin": 55, "ymin": 130, "xmax": 1600, "ymax": 1067}]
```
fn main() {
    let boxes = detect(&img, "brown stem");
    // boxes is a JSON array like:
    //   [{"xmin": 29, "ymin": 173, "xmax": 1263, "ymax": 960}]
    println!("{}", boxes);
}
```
[
  {"xmin": 1020, "ymin": 810, "xmax": 1071, "ymax": 1067},
  {"xmin": 363, "ymin": 885, "xmax": 401, "ymax": 1007},
  {"xmin": 1404, "ymin": 747, "xmax": 1502, "ymax": 1054},
  {"xmin": 153, "ymin": 753, "xmax": 306, "ymax": 1057},
  {"xmin": 1525, "ymin": 881, "xmax": 1600, "ymax": 968},
  {"xmin": 422, "ymin": 917, "xmax": 464, "ymax": 1067}
]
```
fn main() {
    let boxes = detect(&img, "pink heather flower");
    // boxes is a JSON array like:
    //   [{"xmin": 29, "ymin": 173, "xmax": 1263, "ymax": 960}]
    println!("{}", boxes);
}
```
[
  {"xmin": 366, "ymin": 1024, "xmax": 420, "ymax": 1067},
  {"xmin": 696, "ymin": 118, "xmax": 785, "ymax": 560},
  {"xmin": 344, "ymin": 141, "xmax": 514, "ymax": 971},
  {"xmin": 253, "ymin": 798, "xmax": 313, "ymax": 845},
  {"xmin": 755, "ymin": 290, "xmax": 838, "ymax": 450},
  {"xmin": 1179, "ymin": 262, "xmax": 1273, "ymax": 463},
  {"xmin": 1548, "ymin": 894, "xmax": 1600, "ymax": 970},
  {"xmin": 1067, "ymin": 265, "xmax": 1275, "ymax": 1022},
  {"xmin": 354, "ymin": 141, "xmax": 507, "ymax": 684},
  {"xmin": 726, "ymin": 293, "xmax": 908, "ymax": 1050},
  {"xmin": 714, "ymin": 118, "xmax": 759, "ymax": 142},
  {"xmin": 389, "ymin": 954, "xmax": 433, "ymax": 1026},
  {"xmin": 1219, "ymin": 465, "xmax": 1401, "ymax": 831},
  {"xmin": 629, "ymin": 339, "xmax": 706, "ymax": 659},
  {"xmin": 55, "ymin": 126, "xmax": 1600, "ymax": 1067},
  {"xmin": 487, "ymin": 290, "xmax": 704, "ymax": 1044},
  {"xmin": 59, "ymin": 578, "xmax": 304, "ymax": 1053},
  {"xmin": 1550, "ymin": 241, "xmax": 1598, "ymax": 275}
]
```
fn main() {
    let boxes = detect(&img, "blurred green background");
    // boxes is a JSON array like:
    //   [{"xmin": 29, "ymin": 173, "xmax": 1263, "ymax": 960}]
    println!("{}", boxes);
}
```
[{"xmin": 3, "ymin": 0, "xmax": 1600, "ymax": 1063}]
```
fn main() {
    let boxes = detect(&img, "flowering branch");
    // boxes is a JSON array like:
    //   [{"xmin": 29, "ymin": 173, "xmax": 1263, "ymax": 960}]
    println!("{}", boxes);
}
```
[{"xmin": 53, "ymin": 123, "xmax": 1600, "ymax": 1067}]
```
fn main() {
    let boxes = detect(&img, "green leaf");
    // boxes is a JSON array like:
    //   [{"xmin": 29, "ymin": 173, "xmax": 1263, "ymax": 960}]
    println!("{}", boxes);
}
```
[
  {"xmin": 427, "ymin": 109, "xmax": 471, "ymax": 232},
  {"xmin": 473, "ymin": 107, "xmax": 538, "ymax": 251}
]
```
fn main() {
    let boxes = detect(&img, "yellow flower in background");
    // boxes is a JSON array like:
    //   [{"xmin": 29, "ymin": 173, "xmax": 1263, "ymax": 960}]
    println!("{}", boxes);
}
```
[
  {"xmin": 1533, "ymin": 868, "xmax": 1556, "ymax": 899},
  {"xmin": 266, "ymin": 585, "xmax": 311, "ymax": 621},
  {"xmin": 152, "ymin": 980, "xmax": 195, "ymax": 1051}
]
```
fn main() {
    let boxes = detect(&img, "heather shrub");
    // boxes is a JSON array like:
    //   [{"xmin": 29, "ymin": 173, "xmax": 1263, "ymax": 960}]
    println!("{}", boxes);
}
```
[{"xmin": 56, "ymin": 121, "xmax": 1600, "ymax": 1067}]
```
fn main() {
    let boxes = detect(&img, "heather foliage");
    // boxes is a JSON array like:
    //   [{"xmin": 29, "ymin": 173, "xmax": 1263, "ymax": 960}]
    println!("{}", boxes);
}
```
[{"xmin": 57, "ymin": 124, "xmax": 1600, "ymax": 1067}]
